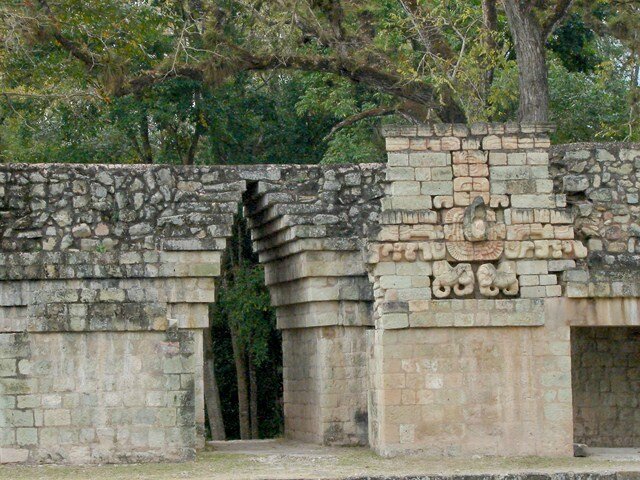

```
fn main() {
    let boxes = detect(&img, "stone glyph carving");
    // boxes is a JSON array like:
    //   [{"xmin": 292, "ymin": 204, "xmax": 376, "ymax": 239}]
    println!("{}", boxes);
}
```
[
  {"xmin": 477, "ymin": 262, "xmax": 519, "ymax": 297},
  {"xmin": 377, "ymin": 242, "xmax": 447, "ymax": 263},
  {"xmin": 443, "ymin": 198, "xmax": 506, "ymax": 262},
  {"xmin": 433, "ymin": 195, "xmax": 454, "ymax": 209},
  {"xmin": 490, "ymin": 195, "xmax": 510, "ymax": 208},
  {"xmin": 399, "ymin": 224, "xmax": 444, "ymax": 241},
  {"xmin": 446, "ymin": 241, "xmax": 504, "ymax": 262},
  {"xmin": 504, "ymin": 240, "xmax": 588, "ymax": 260},
  {"xmin": 419, "ymin": 242, "xmax": 447, "ymax": 261},
  {"xmin": 432, "ymin": 260, "xmax": 474, "ymax": 298}
]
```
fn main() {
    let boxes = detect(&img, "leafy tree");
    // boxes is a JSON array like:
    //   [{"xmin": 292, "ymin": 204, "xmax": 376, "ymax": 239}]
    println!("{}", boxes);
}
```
[{"xmin": 211, "ymin": 215, "xmax": 280, "ymax": 439}]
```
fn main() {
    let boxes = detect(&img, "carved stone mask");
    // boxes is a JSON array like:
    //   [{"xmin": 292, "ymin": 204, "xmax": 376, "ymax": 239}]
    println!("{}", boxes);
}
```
[{"xmin": 463, "ymin": 196, "xmax": 489, "ymax": 242}]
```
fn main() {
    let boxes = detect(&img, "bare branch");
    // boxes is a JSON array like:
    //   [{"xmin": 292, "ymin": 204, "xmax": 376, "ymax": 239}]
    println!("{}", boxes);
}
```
[
  {"xmin": 398, "ymin": 0, "xmax": 455, "ymax": 60},
  {"xmin": 542, "ymin": 0, "xmax": 575, "ymax": 39}
]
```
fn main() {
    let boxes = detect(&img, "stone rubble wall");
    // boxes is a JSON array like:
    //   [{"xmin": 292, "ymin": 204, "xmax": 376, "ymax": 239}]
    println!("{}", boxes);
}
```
[
  {"xmin": 571, "ymin": 327, "xmax": 640, "ymax": 448},
  {"xmin": 550, "ymin": 143, "xmax": 640, "ymax": 297},
  {"xmin": 0, "ymin": 164, "xmax": 244, "ymax": 464}
]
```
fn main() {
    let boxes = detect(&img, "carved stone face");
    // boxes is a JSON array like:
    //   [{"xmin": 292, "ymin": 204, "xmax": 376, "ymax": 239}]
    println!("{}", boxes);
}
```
[
  {"xmin": 463, "ymin": 197, "xmax": 489, "ymax": 243},
  {"xmin": 471, "ymin": 217, "xmax": 487, "ymax": 239}
]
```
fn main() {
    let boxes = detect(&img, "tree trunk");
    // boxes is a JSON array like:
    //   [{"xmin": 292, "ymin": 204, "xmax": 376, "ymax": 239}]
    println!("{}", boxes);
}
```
[
  {"xmin": 249, "ymin": 357, "xmax": 259, "ymax": 439},
  {"xmin": 203, "ymin": 327, "xmax": 226, "ymax": 440},
  {"xmin": 184, "ymin": 127, "xmax": 202, "ymax": 165},
  {"xmin": 231, "ymin": 326, "xmax": 251, "ymax": 439},
  {"xmin": 481, "ymin": 0, "xmax": 498, "ymax": 97},
  {"xmin": 630, "ymin": 51, "xmax": 639, "ymax": 140},
  {"xmin": 502, "ymin": 1, "xmax": 549, "ymax": 123},
  {"xmin": 139, "ymin": 114, "xmax": 154, "ymax": 164}
]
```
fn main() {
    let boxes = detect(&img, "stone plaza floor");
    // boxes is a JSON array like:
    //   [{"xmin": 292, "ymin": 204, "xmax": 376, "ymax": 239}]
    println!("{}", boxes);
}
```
[{"xmin": 1, "ymin": 440, "xmax": 640, "ymax": 480}]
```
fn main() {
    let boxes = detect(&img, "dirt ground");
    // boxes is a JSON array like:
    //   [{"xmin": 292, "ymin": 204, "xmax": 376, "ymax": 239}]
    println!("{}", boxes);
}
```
[{"xmin": 2, "ymin": 440, "xmax": 640, "ymax": 480}]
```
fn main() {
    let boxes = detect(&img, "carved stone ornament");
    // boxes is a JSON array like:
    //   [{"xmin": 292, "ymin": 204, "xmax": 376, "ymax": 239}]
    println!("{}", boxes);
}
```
[
  {"xmin": 377, "ymin": 242, "xmax": 447, "ymax": 262},
  {"xmin": 463, "ymin": 196, "xmax": 490, "ymax": 242},
  {"xmin": 477, "ymin": 261, "xmax": 519, "ymax": 297},
  {"xmin": 443, "ymin": 198, "xmax": 506, "ymax": 262},
  {"xmin": 432, "ymin": 260, "xmax": 474, "ymax": 298}
]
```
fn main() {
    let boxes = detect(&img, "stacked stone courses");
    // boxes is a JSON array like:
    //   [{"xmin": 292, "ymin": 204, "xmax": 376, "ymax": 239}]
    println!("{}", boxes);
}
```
[
  {"xmin": 0, "ymin": 163, "xmax": 383, "ymax": 463},
  {"xmin": 3, "ymin": 126, "xmax": 640, "ymax": 464},
  {"xmin": 367, "ymin": 123, "xmax": 589, "ymax": 457}
]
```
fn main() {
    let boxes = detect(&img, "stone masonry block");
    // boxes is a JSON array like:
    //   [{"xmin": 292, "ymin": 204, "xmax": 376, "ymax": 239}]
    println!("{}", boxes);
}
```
[
  {"xmin": 421, "ymin": 182, "xmax": 453, "ymax": 196},
  {"xmin": 517, "ymin": 260, "xmax": 549, "ymax": 275},
  {"xmin": 387, "ymin": 153, "xmax": 409, "ymax": 166},
  {"xmin": 409, "ymin": 152, "xmax": 450, "ymax": 167}
]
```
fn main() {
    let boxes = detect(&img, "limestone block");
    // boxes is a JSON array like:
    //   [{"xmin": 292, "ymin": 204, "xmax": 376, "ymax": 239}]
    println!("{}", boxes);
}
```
[
  {"xmin": 409, "ymin": 138, "xmax": 428, "ymax": 151},
  {"xmin": 386, "ymin": 138, "xmax": 410, "ymax": 151},
  {"xmin": 409, "ymin": 152, "xmax": 450, "ymax": 167},
  {"xmin": 440, "ymin": 137, "xmax": 461, "ymax": 150},
  {"xmin": 387, "ymin": 153, "xmax": 409, "ymax": 166},
  {"xmin": 391, "ymin": 181, "xmax": 421, "ymax": 196},
  {"xmin": 452, "ymin": 151, "xmax": 487, "ymax": 165},
  {"xmin": 421, "ymin": 182, "xmax": 453, "ymax": 196},
  {"xmin": 488, "ymin": 152, "xmax": 507, "ymax": 166},
  {"xmin": 391, "ymin": 196, "xmax": 433, "ymax": 210},
  {"xmin": 510, "ymin": 195, "xmax": 556, "ymax": 209},
  {"xmin": 482, "ymin": 135, "xmax": 502, "ymax": 149}
]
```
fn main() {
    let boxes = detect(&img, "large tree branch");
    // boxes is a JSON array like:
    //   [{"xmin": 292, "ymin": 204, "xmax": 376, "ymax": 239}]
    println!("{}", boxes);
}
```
[
  {"xmin": 35, "ymin": 0, "xmax": 98, "ymax": 68},
  {"xmin": 325, "ymin": 105, "xmax": 401, "ymax": 140},
  {"xmin": 119, "ymin": 45, "xmax": 467, "ymax": 122}
]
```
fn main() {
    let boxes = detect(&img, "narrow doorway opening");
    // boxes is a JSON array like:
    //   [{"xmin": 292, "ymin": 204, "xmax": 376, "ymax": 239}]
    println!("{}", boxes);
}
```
[
  {"xmin": 204, "ymin": 208, "xmax": 283, "ymax": 442},
  {"xmin": 571, "ymin": 327, "xmax": 640, "ymax": 455}
]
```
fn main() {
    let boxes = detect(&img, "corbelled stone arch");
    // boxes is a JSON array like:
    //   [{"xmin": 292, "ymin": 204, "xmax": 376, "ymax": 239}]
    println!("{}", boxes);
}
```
[{"xmin": 239, "ymin": 164, "xmax": 385, "ymax": 446}]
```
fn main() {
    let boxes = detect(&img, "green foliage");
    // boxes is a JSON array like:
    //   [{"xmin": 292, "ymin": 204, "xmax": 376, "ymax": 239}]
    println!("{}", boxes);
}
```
[
  {"xmin": 322, "ymin": 123, "xmax": 386, "ymax": 164},
  {"xmin": 549, "ymin": 57, "xmax": 633, "ymax": 143},
  {"xmin": 0, "ymin": 97, "xmax": 135, "ymax": 164},
  {"xmin": 548, "ymin": 14, "xmax": 600, "ymax": 73},
  {"xmin": 214, "ymin": 262, "xmax": 273, "ymax": 366},
  {"xmin": 211, "ymin": 258, "xmax": 283, "ymax": 439}
]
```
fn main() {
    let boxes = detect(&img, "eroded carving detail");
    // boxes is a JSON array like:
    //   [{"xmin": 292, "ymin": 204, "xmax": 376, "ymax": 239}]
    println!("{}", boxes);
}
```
[
  {"xmin": 477, "ymin": 262, "xmax": 519, "ymax": 297},
  {"xmin": 377, "ymin": 242, "xmax": 447, "ymax": 263},
  {"xmin": 432, "ymin": 260, "xmax": 474, "ymax": 298}
]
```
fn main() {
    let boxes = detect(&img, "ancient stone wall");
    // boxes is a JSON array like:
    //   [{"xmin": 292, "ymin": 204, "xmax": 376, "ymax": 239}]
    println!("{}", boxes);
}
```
[
  {"xmin": 0, "ymin": 163, "xmax": 382, "ymax": 463},
  {"xmin": 2, "ymin": 128, "xmax": 640, "ymax": 464},
  {"xmin": 572, "ymin": 327, "xmax": 640, "ymax": 447},
  {"xmin": 242, "ymin": 165, "xmax": 383, "ymax": 446},
  {"xmin": 367, "ymin": 123, "xmax": 585, "ymax": 457},
  {"xmin": 0, "ymin": 164, "xmax": 243, "ymax": 464},
  {"xmin": 550, "ymin": 143, "xmax": 640, "ymax": 297}
]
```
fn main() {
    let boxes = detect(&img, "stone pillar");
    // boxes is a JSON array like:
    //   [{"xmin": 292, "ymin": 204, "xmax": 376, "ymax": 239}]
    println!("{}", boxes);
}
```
[
  {"xmin": 367, "ymin": 123, "xmax": 587, "ymax": 456},
  {"xmin": 266, "ymin": 252, "xmax": 372, "ymax": 446},
  {"xmin": 0, "ymin": 253, "xmax": 223, "ymax": 464},
  {"xmin": 244, "ymin": 166, "xmax": 383, "ymax": 446}
]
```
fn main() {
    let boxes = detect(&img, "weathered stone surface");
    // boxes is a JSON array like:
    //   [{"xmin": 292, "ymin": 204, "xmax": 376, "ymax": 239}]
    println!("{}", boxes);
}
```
[
  {"xmin": 0, "ymin": 162, "xmax": 385, "ymax": 464},
  {"xmin": 2, "ymin": 126, "xmax": 640, "ymax": 465}
]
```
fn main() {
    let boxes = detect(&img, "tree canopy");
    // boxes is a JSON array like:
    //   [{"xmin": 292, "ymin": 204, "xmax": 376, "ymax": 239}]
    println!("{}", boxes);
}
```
[{"xmin": 0, "ymin": 0, "xmax": 638, "ymax": 164}]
